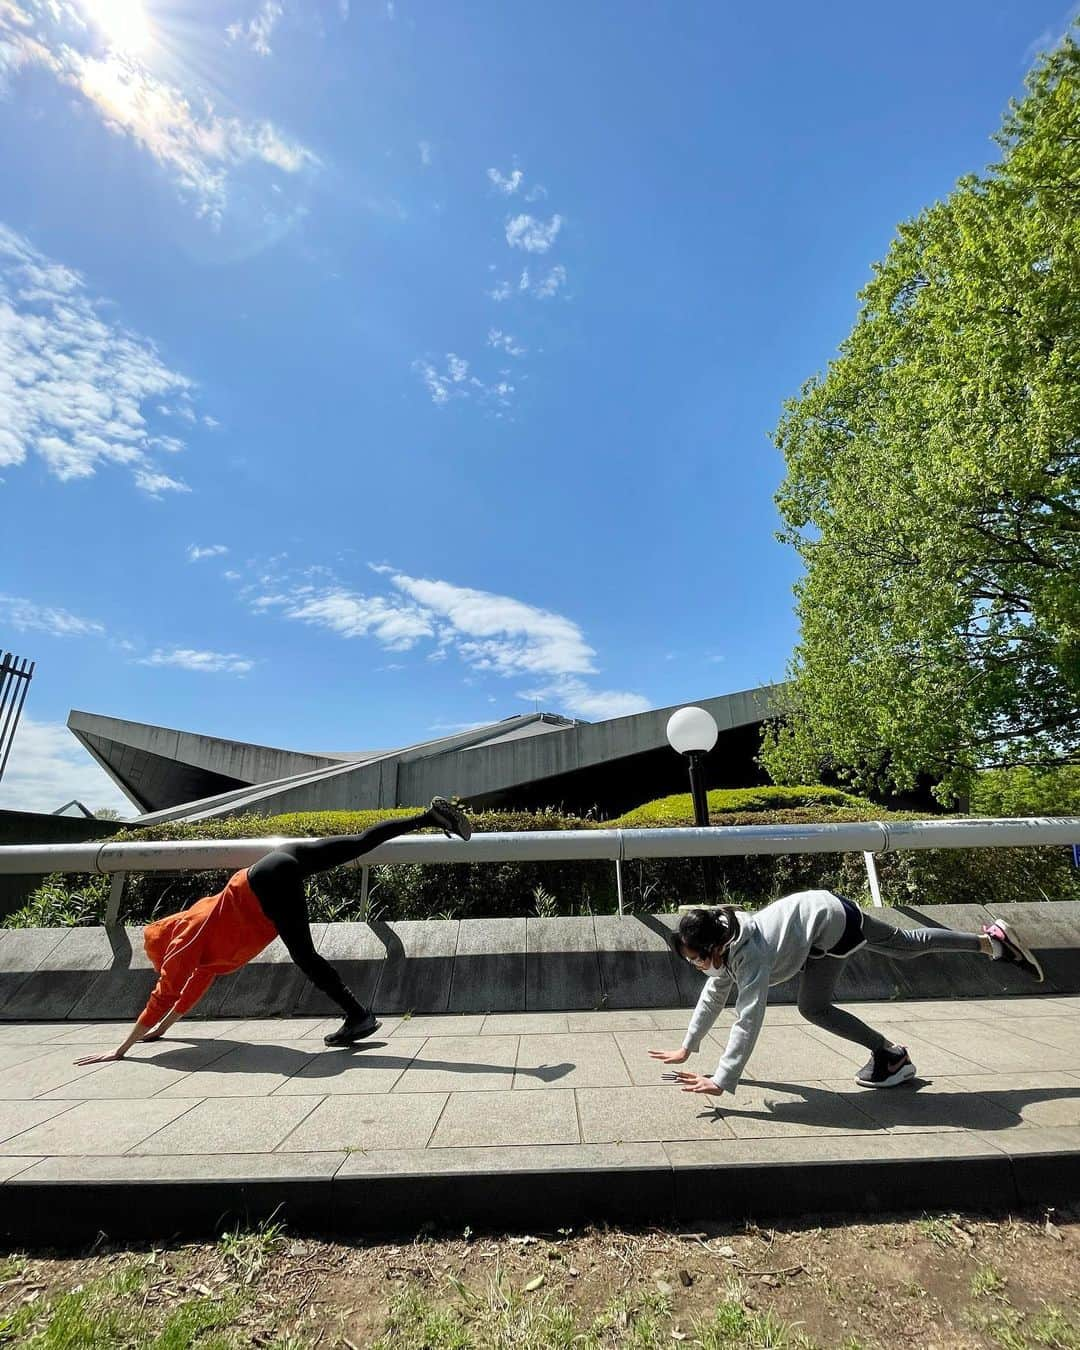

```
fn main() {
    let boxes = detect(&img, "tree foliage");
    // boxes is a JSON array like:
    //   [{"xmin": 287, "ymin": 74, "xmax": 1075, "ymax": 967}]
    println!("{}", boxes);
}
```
[{"xmin": 762, "ymin": 31, "xmax": 1080, "ymax": 802}]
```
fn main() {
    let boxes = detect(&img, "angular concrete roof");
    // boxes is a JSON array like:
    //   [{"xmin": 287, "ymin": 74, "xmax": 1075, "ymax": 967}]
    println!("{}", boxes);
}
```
[{"xmin": 68, "ymin": 684, "xmax": 784, "ymax": 823}]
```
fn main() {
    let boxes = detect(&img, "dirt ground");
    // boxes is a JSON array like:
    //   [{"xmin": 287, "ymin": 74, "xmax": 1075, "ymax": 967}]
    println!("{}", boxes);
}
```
[{"xmin": 3, "ymin": 1205, "xmax": 1080, "ymax": 1347}]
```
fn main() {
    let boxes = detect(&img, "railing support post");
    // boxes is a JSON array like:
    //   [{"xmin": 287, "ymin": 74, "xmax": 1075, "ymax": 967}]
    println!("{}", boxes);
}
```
[
  {"xmin": 359, "ymin": 865, "xmax": 370, "ymax": 922},
  {"xmin": 615, "ymin": 858, "xmax": 624, "ymax": 915},
  {"xmin": 104, "ymin": 872, "xmax": 126, "ymax": 929},
  {"xmin": 863, "ymin": 852, "xmax": 883, "ymax": 908}
]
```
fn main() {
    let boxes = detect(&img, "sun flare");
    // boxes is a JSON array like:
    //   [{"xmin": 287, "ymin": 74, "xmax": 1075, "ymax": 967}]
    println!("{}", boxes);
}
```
[{"xmin": 80, "ymin": 0, "xmax": 153, "ymax": 55}]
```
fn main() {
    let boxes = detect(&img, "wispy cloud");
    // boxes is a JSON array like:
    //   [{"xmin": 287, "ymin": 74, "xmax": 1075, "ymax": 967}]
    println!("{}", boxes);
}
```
[
  {"xmin": 505, "ymin": 213, "xmax": 562, "ymax": 253},
  {"xmin": 530, "ymin": 264, "xmax": 567, "ymax": 299},
  {"xmin": 418, "ymin": 139, "xmax": 432, "ymax": 166},
  {"xmin": 0, "ymin": 715, "xmax": 131, "ymax": 814},
  {"xmin": 413, "ymin": 353, "xmax": 514, "ymax": 411},
  {"xmin": 226, "ymin": 0, "xmax": 284, "ymax": 56},
  {"xmin": 254, "ymin": 587, "xmax": 435, "ymax": 648},
  {"xmin": 1023, "ymin": 2, "xmax": 1080, "ymax": 61},
  {"xmin": 0, "ymin": 593, "xmax": 104, "ymax": 638},
  {"xmin": 1, "ymin": 2, "xmax": 319, "ymax": 222},
  {"xmin": 187, "ymin": 544, "xmax": 229, "ymax": 562},
  {"xmin": 487, "ymin": 279, "xmax": 513, "ymax": 302},
  {"xmin": 0, "ymin": 223, "xmax": 196, "ymax": 493},
  {"xmin": 487, "ymin": 328, "xmax": 525, "ymax": 357},
  {"xmin": 487, "ymin": 166, "xmax": 523, "ymax": 195},
  {"xmin": 138, "ymin": 647, "xmax": 254, "ymax": 674},
  {"xmin": 516, "ymin": 676, "xmax": 651, "ymax": 721},
  {"xmin": 246, "ymin": 562, "xmax": 650, "ymax": 716},
  {"xmin": 413, "ymin": 353, "xmax": 470, "ymax": 405}
]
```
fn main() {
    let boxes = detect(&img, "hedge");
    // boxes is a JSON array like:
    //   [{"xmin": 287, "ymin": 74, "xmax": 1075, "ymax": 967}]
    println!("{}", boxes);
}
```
[{"xmin": 6, "ymin": 797, "xmax": 1078, "ymax": 929}]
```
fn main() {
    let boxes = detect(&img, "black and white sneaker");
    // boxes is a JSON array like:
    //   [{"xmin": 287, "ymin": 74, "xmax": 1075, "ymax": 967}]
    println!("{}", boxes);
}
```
[
  {"xmin": 324, "ymin": 1012, "xmax": 381, "ymax": 1047},
  {"xmin": 429, "ymin": 796, "xmax": 472, "ymax": 841},
  {"xmin": 983, "ymin": 920, "xmax": 1044, "ymax": 983},
  {"xmin": 856, "ymin": 1046, "xmax": 916, "ymax": 1088}
]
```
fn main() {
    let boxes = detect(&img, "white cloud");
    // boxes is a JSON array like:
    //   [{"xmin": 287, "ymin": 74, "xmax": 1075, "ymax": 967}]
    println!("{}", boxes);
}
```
[
  {"xmin": 517, "ymin": 676, "xmax": 651, "ymax": 721},
  {"xmin": 0, "ymin": 714, "xmax": 132, "ymax": 815},
  {"xmin": 487, "ymin": 279, "xmax": 512, "ymax": 302},
  {"xmin": 255, "ymin": 586, "xmax": 434, "ymax": 648},
  {"xmin": 486, "ymin": 328, "xmax": 525, "ymax": 357},
  {"xmin": 187, "ymin": 543, "xmax": 229, "ymax": 562},
  {"xmin": 226, "ymin": 0, "xmax": 284, "ymax": 56},
  {"xmin": 418, "ymin": 139, "xmax": 432, "ymax": 166},
  {"xmin": 412, "ymin": 353, "xmax": 513, "ymax": 411},
  {"xmin": 413, "ymin": 353, "xmax": 469, "ymax": 405},
  {"xmin": 138, "ymin": 647, "xmax": 254, "ymax": 674},
  {"xmin": 505, "ymin": 213, "xmax": 562, "ymax": 253},
  {"xmin": 387, "ymin": 571, "xmax": 597, "ymax": 678},
  {"xmin": 532, "ymin": 264, "xmax": 567, "ymax": 298},
  {"xmin": 0, "ymin": 223, "xmax": 195, "ymax": 493},
  {"xmin": 487, "ymin": 166, "xmax": 523, "ymax": 195},
  {"xmin": 0, "ymin": 593, "xmax": 104, "ymax": 638},
  {"xmin": 246, "ymin": 562, "xmax": 650, "ymax": 712},
  {"xmin": 2, "ymin": 2, "xmax": 318, "ymax": 222}
]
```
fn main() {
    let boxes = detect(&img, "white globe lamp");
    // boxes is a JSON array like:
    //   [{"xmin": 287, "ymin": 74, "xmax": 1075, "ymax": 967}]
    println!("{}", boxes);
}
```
[{"xmin": 665, "ymin": 705, "xmax": 719, "ymax": 828}]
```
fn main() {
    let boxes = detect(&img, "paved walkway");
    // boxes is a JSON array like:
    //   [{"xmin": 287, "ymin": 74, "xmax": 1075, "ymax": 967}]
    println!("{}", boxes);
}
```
[{"xmin": 3, "ymin": 997, "xmax": 1080, "ymax": 1240}]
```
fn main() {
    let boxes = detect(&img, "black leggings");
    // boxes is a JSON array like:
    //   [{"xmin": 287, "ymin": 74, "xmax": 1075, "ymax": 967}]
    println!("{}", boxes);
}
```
[{"xmin": 247, "ymin": 811, "xmax": 435, "ymax": 1019}]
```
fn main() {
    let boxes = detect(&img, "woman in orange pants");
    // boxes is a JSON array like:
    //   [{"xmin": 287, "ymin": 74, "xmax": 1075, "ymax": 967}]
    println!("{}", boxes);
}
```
[{"xmin": 74, "ymin": 797, "xmax": 472, "ymax": 1064}]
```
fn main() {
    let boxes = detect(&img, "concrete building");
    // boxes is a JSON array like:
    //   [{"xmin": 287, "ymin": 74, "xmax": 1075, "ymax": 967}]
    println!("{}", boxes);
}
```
[{"xmin": 68, "ymin": 683, "xmax": 784, "ymax": 824}]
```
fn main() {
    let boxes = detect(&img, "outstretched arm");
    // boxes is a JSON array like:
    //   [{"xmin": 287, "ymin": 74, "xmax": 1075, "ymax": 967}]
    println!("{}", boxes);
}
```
[
  {"xmin": 74, "ymin": 972, "xmax": 216, "ymax": 1065},
  {"xmin": 74, "ymin": 1018, "xmax": 153, "ymax": 1066}
]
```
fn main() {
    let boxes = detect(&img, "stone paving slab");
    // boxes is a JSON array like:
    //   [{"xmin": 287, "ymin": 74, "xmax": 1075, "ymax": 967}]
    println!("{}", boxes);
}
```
[
  {"xmin": 272, "ymin": 1038, "xmax": 426, "ymax": 1095},
  {"xmin": 3, "ymin": 997, "xmax": 1080, "ymax": 1241}
]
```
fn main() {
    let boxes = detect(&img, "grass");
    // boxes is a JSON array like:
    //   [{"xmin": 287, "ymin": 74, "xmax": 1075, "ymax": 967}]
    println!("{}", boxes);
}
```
[
  {"xmin": 0, "ymin": 1259, "xmax": 252, "ymax": 1350},
  {"xmin": 217, "ymin": 1218, "xmax": 288, "ymax": 1284},
  {"xmin": 965, "ymin": 1293, "xmax": 1080, "ymax": 1350},
  {"xmin": 370, "ymin": 1275, "xmax": 816, "ymax": 1350},
  {"xmin": 972, "ymin": 1263, "xmax": 1009, "ymax": 1299}
]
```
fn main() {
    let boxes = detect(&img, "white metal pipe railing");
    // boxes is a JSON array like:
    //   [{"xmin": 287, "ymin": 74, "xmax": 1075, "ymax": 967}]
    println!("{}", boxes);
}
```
[{"xmin": 1, "ymin": 817, "xmax": 1078, "ymax": 875}]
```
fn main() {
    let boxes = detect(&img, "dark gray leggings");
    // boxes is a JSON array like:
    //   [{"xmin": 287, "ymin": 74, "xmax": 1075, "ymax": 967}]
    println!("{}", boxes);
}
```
[{"xmin": 797, "ymin": 913, "xmax": 984, "ymax": 1053}]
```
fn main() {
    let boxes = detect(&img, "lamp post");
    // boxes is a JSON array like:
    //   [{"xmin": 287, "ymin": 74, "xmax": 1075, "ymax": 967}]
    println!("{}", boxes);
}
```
[
  {"xmin": 666, "ymin": 705, "xmax": 719, "ymax": 904},
  {"xmin": 665, "ymin": 705, "xmax": 719, "ymax": 827}
]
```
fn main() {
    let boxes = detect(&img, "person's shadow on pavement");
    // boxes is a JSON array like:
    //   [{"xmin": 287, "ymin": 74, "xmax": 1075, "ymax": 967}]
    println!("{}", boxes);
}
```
[
  {"xmin": 696, "ymin": 1076, "xmax": 1080, "ymax": 1131},
  {"xmin": 127, "ymin": 1037, "xmax": 574, "ymax": 1084}
]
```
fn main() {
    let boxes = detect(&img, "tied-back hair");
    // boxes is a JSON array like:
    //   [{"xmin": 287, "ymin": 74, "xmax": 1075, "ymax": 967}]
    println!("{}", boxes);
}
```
[{"xmin": 672, "ymin": 906, "xmax": 740, "ymax": 961}]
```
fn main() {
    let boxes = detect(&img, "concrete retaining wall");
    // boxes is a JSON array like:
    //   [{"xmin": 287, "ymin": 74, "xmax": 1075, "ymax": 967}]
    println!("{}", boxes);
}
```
[{"xmin": 2, "ymin": 903, "xmax": 1079, "ymax": 1021}]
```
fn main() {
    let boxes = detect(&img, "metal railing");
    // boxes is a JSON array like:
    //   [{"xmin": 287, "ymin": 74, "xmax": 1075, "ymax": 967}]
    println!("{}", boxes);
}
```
[{"xmin": 2, "ymin": 816, "xmax": 1078, "ymax": 924}]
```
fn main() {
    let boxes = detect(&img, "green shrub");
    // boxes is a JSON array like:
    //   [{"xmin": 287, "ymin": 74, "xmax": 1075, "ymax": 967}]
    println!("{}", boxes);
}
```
[{"xmin": 613, "ymin": 784, "xmax": 875, "ymax": 826}]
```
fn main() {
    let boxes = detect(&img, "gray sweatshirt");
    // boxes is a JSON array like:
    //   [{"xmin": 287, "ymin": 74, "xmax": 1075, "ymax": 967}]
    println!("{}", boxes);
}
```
[{"xmin": 681, "ymin": 890, "xmax": 848, "ymax": 1092}]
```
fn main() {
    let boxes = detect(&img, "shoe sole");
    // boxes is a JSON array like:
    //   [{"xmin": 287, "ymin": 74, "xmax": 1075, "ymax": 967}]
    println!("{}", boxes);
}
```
[
  {"xmin": 430, "ymin": 797, "xmax": 472, "ymax": 842},
  {"xmin": 324, "ymin": 1018, "xmax": 381, "ymax": 1047},
  {"xmin": 856, "ymin": 1061, "xmax": 916, "ymax": 1088},
  {"xmin": 993, "ymin": 919, "xmax": 1045, "ymax": 983}
]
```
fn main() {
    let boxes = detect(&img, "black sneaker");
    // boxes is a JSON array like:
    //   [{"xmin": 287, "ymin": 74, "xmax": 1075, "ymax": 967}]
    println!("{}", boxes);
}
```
[
  {"xmin": 983, "ymin": 920, "xmax": 1044, "ymax": 983},
  {"xmin": 429, "ymin": 796, "xmax": 472, "ymax": 841},
  {"xmin": 324, "ymin": 1012, "xmax": 381, "ymax": 1047},
  {"xmin": 856, "ymin": 1046, "xmax": 916, "ymax": 1088}
]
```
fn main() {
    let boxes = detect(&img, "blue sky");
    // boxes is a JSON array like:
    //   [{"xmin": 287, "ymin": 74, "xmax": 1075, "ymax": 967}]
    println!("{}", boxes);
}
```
[{"xmin": 0, "ymin": 0, "xmax": 1073, "ymax": 814}]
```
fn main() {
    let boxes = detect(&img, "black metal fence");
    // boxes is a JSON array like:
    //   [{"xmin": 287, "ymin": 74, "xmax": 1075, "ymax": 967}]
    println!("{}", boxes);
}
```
[{"xmin": 0, "ymin": 652, "xmax": 34, "ymax": 786}]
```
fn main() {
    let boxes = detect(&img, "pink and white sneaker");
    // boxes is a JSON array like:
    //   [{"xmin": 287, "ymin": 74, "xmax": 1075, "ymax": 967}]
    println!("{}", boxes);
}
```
[{"xmin": 983, "ymin": 920, "xmax": 1044, "ymax": 983}]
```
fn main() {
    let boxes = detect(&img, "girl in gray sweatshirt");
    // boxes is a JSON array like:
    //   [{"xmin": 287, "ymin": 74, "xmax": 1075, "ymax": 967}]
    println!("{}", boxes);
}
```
[{"xmin": 649, "ymin": 891, "xmax": 1042, "ymax": 1092}]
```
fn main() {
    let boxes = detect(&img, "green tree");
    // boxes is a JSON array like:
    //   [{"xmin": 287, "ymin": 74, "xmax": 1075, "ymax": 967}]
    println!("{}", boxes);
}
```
[{"xmin": 762, "ymin": 31, "xmax": 1080, "ymax": 803}]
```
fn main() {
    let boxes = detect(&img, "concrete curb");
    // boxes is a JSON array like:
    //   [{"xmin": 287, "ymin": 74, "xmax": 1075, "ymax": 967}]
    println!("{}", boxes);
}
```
[{"xmin": 4, "ymin": 1128, "xmax": 1080, "ymax": 1245}]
